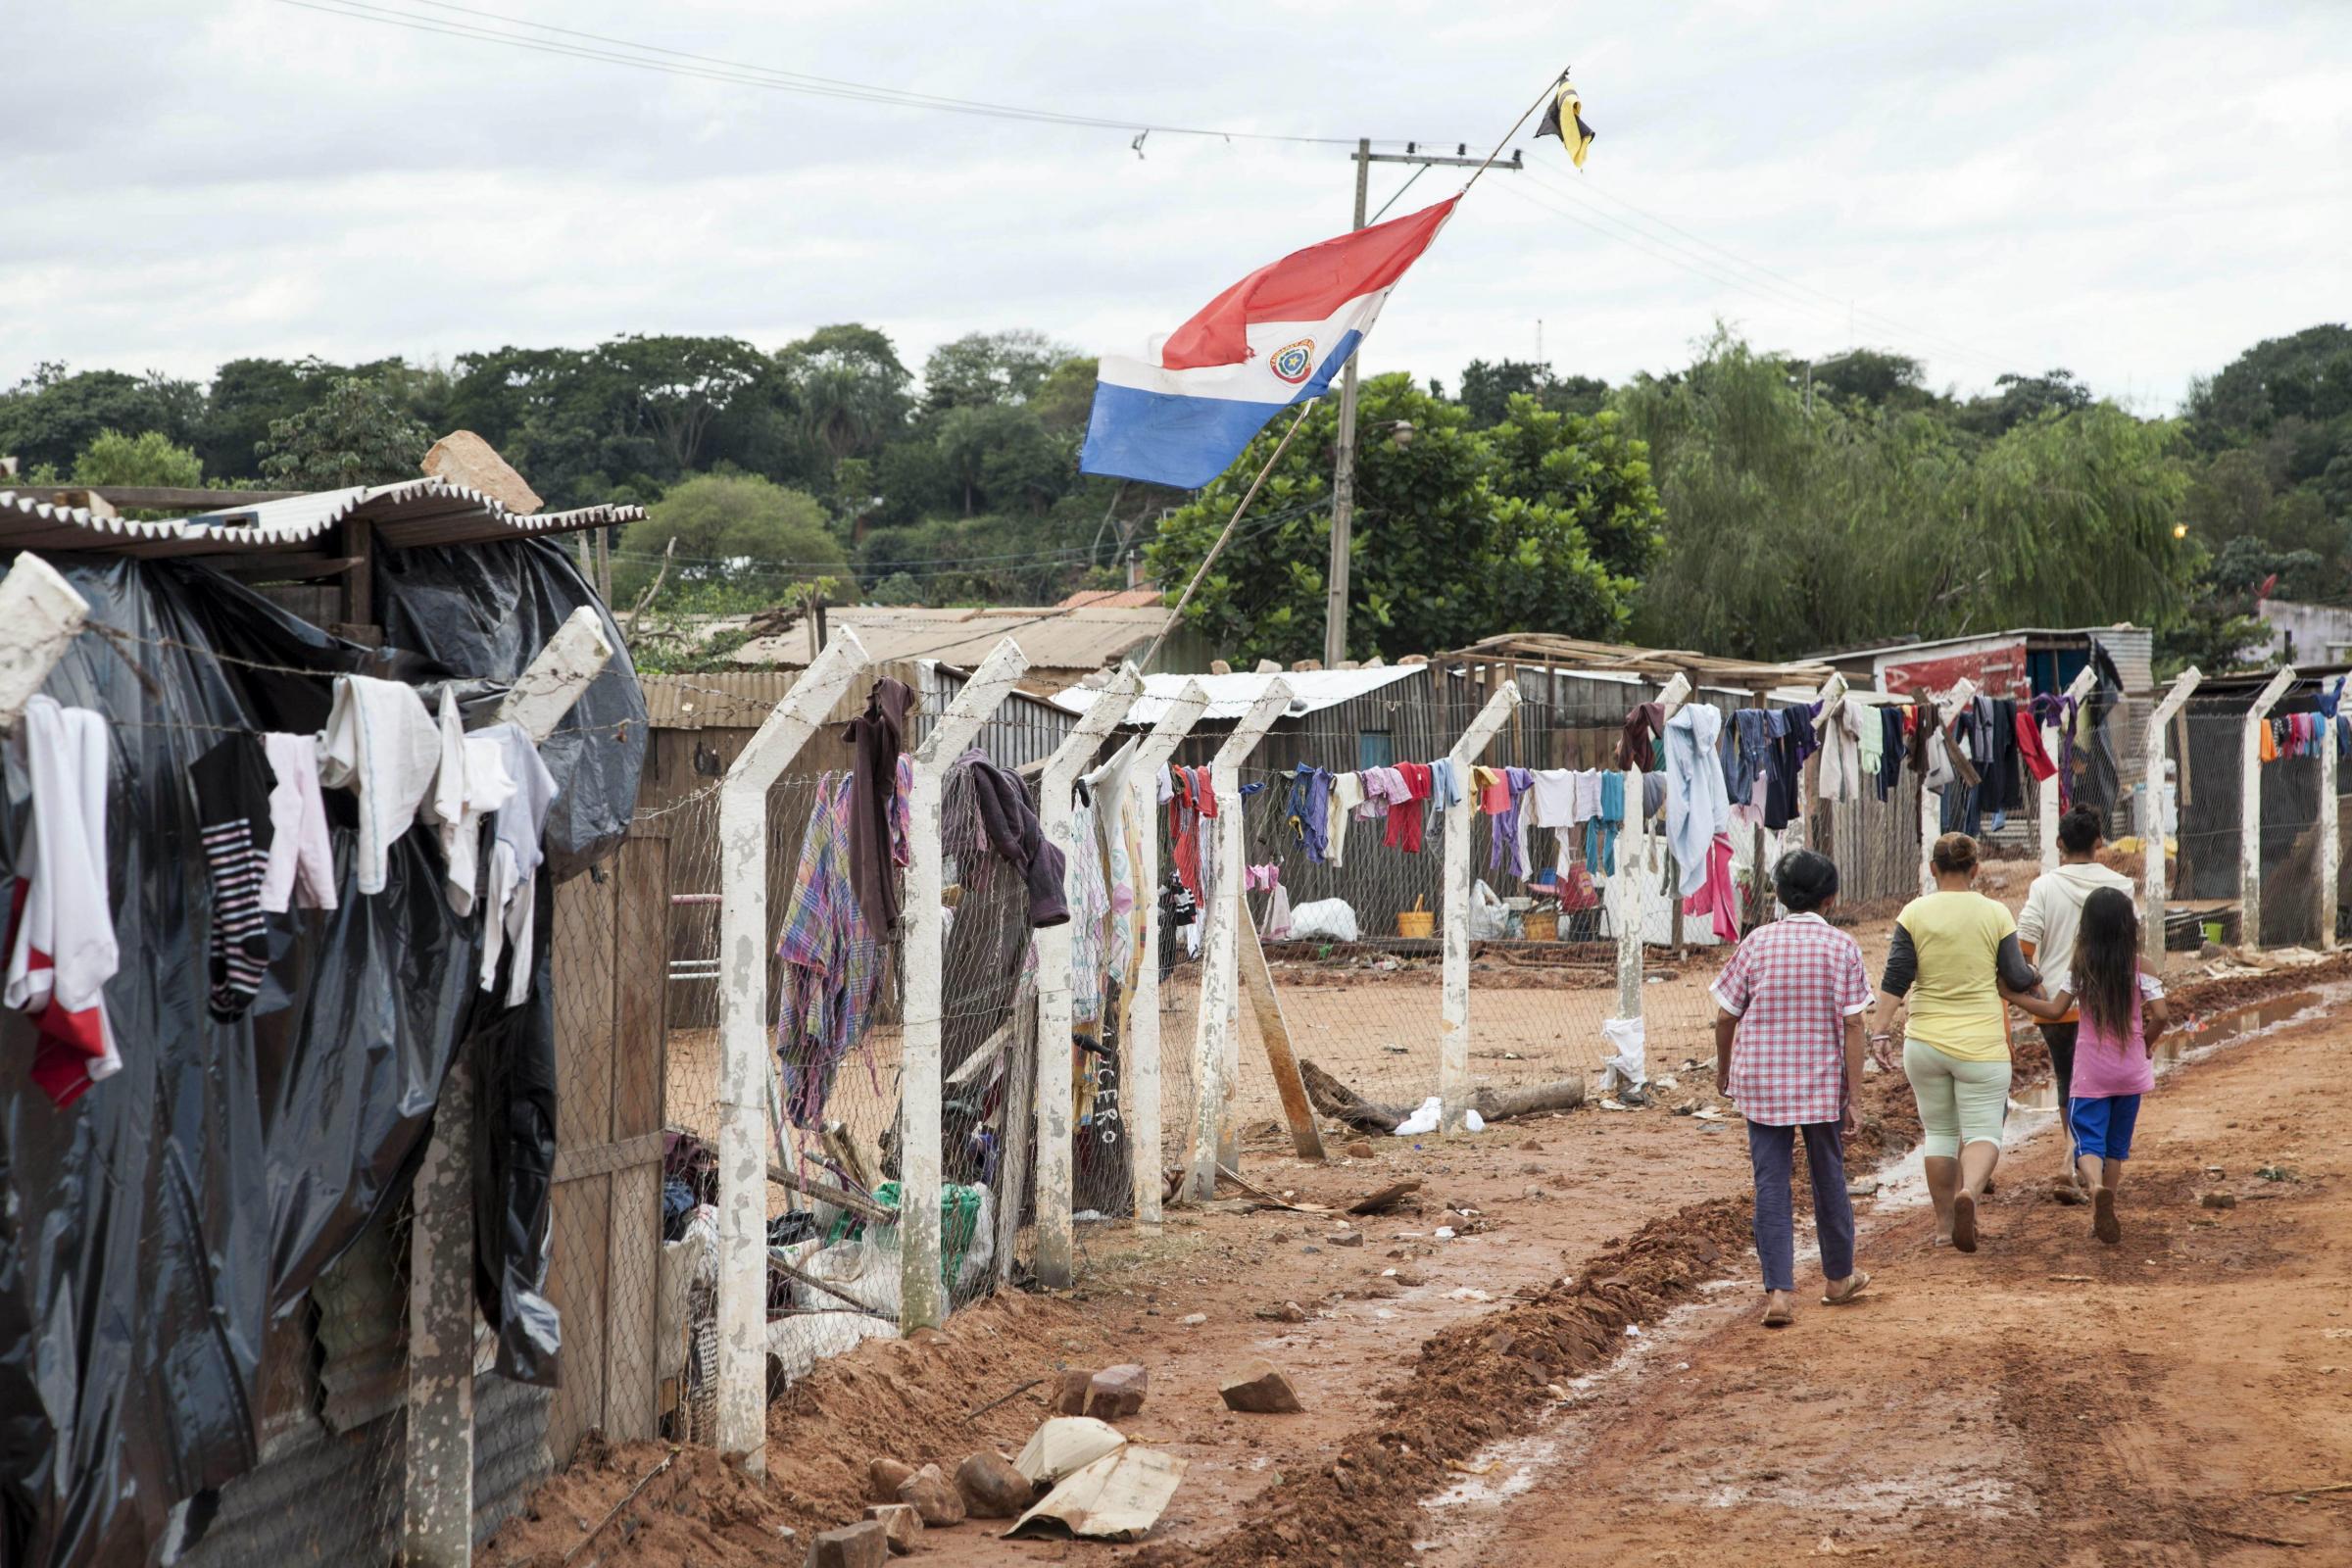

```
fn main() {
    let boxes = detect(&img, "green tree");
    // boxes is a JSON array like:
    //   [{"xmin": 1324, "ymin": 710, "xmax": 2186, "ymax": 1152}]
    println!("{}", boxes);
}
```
[
  {"xmin": 778, "ymin": 324, "xmax": 912, "ymax": 466},
  {"xmin": 1144, "ymin": 374, "xmax": 1661, "ymax": 664},
  {"xmin": 593, "ymin": 334, "xmax": 768, "ymax": 473},
  {"xmin": 198, "ymin": 357, "xmax": 343, "ymax": 481},
  {"xmin": 73, "ymin": 428, "xmax": 203, "ymax": 488},
  {"xmin": 920, "ymin": 328, "xmax": 1070, "ymax": 414},
  {"xmin": 256, "ymin": 375, "xmax": 432, "ymax": 489},
  {"xmin": 612, "ymin": 472, "xmax": 848, "ymax": 602},
  {"xmin": 1456, "ymin": 359, "xmax": 1609, "ymax": 426},
  {"xmin": 0, "ymin": 364, "xmax": 199, "ymax": 474}
]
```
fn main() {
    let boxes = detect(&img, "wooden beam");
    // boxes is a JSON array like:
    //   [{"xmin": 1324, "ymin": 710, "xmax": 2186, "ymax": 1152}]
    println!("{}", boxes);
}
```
[
  {"xmin": 766, "ymin": 1165, "xmax": 899, "ymax": 1227},
  {"xmin": 1237, "ymin": 918, "xmax": 1326, "ymax": 1160}
]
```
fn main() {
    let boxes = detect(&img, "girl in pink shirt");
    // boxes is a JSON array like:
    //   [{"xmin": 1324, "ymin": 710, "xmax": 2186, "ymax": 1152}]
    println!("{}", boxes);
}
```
[{"xmin": 2006, "ymin": 888, "xmax": 2171, "ymax": 1246}]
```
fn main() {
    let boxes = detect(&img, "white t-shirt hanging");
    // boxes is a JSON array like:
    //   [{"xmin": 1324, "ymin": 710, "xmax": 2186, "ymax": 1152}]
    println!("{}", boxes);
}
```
[
  {"xmin": 5, "ymin": 696, "xmax": 120, "ymax": 1105},
  {"xmin": 478, "ymin": 723, "xmax": 561, "ymax": 1006},
  {"xmin": 1526, "ymin": 769, "xmax": 1579, "ymax": 828},
  {"xmin": 318, "ymin": 674, "xmax": 442, "ymax": 896}
]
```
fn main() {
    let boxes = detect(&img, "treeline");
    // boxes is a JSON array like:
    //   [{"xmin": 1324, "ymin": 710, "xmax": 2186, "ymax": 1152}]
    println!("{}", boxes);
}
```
[{"xmin": 4, "ymin": 321, "xmax": 2346, "ymax": 674}]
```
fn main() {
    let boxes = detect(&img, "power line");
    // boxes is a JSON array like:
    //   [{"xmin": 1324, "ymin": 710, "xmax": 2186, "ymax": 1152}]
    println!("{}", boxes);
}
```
[{"xmin": 270, "ymin": 0, "xmax": 1383, "ymax": 147}]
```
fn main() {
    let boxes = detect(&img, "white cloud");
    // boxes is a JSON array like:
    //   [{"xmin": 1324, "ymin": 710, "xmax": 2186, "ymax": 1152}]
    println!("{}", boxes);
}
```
[{"xmin": 4, "ymin": 0, "xmax": 2346, "ymax": 405}]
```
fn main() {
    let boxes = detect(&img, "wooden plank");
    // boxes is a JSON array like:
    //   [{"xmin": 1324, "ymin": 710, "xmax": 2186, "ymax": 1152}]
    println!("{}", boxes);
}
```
[
  {"xmin": 604, "ymin": 1160, "xmax": 662, "ymax": 1442},
  {"xmin": 1238, "ymin": 918, "xmax": 1326, "ymax": 1160},
  {"xmin": 552, "ymin": 1130, "xmax": 668, "ymax": 1186},
  {"xmin": 612, "ymin": 835, "xmax": 668, "ymax": 1139},
  {"xmin": 554, "ymin": 863, "xmax": 618, "ymax": 1152},
  {"xmin": 545, "ymin": 1173, "xmax": 612, "ymax": 1464}
]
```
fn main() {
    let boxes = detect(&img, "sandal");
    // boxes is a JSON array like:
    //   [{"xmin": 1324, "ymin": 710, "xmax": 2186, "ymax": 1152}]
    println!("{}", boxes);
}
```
[
  {"xmin": 1952, "ymin": 1193, "xmax": 1979, "ymax": 1253},
  {"xmin": 1763, "ymin": 1295, "xmax": 1794, "ymax": 1329},
  {"xmin": 1821, "ymin": 1270, "xmax": 1872, "ymax": 1307}
]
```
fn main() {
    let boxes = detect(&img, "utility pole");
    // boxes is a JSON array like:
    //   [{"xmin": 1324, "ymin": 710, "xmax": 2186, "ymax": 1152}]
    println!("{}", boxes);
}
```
[{"xmin": 1323, "ymin": 140, "xmax": 1525, "ymax": 667}]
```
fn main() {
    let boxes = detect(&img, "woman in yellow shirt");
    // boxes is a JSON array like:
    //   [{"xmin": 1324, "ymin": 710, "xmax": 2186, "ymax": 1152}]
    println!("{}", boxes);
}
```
[{"xmin": 1876, "ymin": 833, "xmax": 2040, "ymax": 1251}]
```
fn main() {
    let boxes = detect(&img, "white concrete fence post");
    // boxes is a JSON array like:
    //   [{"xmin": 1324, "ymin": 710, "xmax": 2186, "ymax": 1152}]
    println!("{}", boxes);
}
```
[
  {"xmin": 710, "ymin": 630, "xmax": 871, "ymax": 1474},
  {"xmin": 2142, "ymin": 667, "xmax": 2203, "ymax": 967},
  {"xmin": 1439, "ymin": 680, "xmax": 1520, "ymax": 1136},
  {"xmin": 0, "ymin": 553, "xmax": 90, "ymax": 731},
  {"xmin": 1185, "ymin": 680, "xmax": 1294, "ymax": 1202},
  {"xmin": 2324, "ymin": 681, "xmax": 2341, "ymax": 954},
  {"xmin": 1125, "ymin": 681, "xmax": 1209, "ymax": 1233},
  {"xmin": 409, "ymin": 605, "xmax": 616, "ymax": 1565},
  {"xmin": 1032, "ymin": 663, "xmax": 1144, "ymax": 1290},
  {"xmin": 900, "ymin": 638, "xmax": 1028, "ymax": 1330},
  {"xmin": 1917, "ymin": 678, "xmax": 1980, "ymax": 897},
  {"xmin": 2238, "ymin": 666, "xmax": 2297, "ymax": 953},
  {"xmin": 2038, "ymin": 666, "xmax": 2101, "ymax": 872},
  {"xmin": 1614, "ymin": 674, "xmax": 1690, "ymax": 1021}
]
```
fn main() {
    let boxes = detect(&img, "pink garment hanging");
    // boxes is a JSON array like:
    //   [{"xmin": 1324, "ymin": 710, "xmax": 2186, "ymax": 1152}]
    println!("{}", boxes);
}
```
[
  {"xmin": 1684, "ymin": 832, "xmax": 1740, "ymax": 944},
  {"xmin": 1247, "ymin": 862, "xmax": 1292, "ymax": 940}
]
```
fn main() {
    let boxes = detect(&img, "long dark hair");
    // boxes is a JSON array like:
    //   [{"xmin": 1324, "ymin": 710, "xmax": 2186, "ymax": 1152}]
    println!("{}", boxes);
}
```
[{"xmin": 2075, "ymin": 887, "xmax": 2140, "ymax": 1038}]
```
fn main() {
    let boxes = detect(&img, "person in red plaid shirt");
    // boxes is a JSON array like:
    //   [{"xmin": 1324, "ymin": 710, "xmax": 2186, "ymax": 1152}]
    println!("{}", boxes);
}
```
[{"xmin": 1711, "ymin": 849, "xmax": 1874, "ymax": 1328}]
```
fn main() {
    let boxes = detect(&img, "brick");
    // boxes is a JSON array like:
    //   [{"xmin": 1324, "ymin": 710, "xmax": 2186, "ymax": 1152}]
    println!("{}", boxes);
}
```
[{"xmin": 805, "ymin": 1520, "xmax": 887, "ymax": 1568}]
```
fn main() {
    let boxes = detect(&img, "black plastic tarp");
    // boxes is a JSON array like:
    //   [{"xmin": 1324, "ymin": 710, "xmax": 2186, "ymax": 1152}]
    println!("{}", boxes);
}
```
[{"xmin": 0, "ymin": 539, "xmax": 645, "ymax": 1568}]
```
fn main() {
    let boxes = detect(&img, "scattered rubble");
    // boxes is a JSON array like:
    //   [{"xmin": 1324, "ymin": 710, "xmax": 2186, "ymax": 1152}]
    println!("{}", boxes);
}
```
[
  {"xmin": 1087, "ymin": 1363, "xmax": 1151, "ymax": 1420},
  {"xmin": 896, "ymin": 1462, "xmax": 966, "ymax": 1527},
  {"xmin": 1221, "ymin": 1360, "xmax": 1305, "ymax": 1413},
  {"xmin": 956, "ymin": 1449, "xmax": 1033, "ymax": 1518},
  {"xmin": 806, "ymin": 1520, "xmax": 887, "ymax": 1568},
  {"xmin": 859, "ymin": 1502, "xmax": 922, "ymax": 1556},
  {"xmin": 866, "ymin": 1457, "xmax": 913, "ymax": 1504}
]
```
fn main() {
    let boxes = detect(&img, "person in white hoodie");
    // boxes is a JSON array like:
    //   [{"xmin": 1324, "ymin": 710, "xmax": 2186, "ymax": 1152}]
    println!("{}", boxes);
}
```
[{"xmin": 2015, "ymin": 806, "xmax": 2137, "ymax": 1202}]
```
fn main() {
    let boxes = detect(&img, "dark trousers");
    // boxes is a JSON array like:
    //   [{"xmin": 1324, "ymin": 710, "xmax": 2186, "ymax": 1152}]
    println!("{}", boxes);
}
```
[
  {"xmin": 2040, "ymin": 1022, "xmax": 2080, "ymax": 1159},
  {"xmin": 1747, "ymin": 1121, "xmax": 1855, "ymax": 1293}
]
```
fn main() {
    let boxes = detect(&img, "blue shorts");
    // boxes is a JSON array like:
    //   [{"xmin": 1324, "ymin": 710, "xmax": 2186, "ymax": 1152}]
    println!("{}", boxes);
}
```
[{"xmin": 2068, "ymin": 1095, "xmax": 2142, "ymax": 1162}]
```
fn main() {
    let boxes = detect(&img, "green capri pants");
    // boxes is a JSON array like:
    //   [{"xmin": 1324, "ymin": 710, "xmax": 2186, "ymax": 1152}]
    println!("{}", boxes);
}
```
[{"xmin": 1902, "ymin": 1038, "xmax": 2010, "ymax": 1159}]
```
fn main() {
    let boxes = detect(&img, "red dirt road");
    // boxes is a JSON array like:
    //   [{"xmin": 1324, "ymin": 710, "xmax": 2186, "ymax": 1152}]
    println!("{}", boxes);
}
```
[{"xmin": 1421, "ymin": 999, "xmax": 2352, "ymax": 1567}]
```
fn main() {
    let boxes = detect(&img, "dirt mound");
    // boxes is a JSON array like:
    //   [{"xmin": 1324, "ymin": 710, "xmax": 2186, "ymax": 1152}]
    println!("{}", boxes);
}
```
[
  {"xmin": 1138, "ymin": 1197, "xmax": 1759, "ymax": 1567},
  {"xmin": 481, "ymin": 1293, "xmax": 1110, "ymax": 1566}
]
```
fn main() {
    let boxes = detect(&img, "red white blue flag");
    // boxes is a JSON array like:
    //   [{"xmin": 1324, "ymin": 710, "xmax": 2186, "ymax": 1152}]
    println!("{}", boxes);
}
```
[{"xmin": 1080, "ymin": 197, "xmax": 1458, "ymax": 489}]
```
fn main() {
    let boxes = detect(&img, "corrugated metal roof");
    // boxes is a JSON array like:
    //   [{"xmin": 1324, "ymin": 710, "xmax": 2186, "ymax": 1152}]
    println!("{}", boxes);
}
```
[
  {"xmin": 639, "ymin": 670, "xmax": 809, "ymax": 730},
  {"xmin": 1050, "ymin": 665, "xmax": 1426, "ymax": 725},
  {"xmin": 0, "ymin": 477, "xmax": 640, "ymax": 558},
  {"xmin": 1054, "ymin": 586, "xmax": 1165, "ymax": 609},
  {"xmin": 729, "ymin": 604, "xmax": 1172, "ymax": 672}
]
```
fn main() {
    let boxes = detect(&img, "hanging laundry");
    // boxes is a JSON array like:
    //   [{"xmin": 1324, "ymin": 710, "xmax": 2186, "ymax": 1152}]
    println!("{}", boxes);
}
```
[
  {"xmin": 774, "ymin": 772, "xmax": 881, "ymax": 1130},
  {"xmin": 2260, "ymin": 717, "xmax": 2278, "ymax": 764},
  {"xmin": 1384, "ymin": 761, "xmax": 1433, "ymax": 853},
  {"xmin": 4, "ymin": 696, "xmax": 119, "ymax": 1105},
  {"xmin": 1874, "ymin": 708, "xmax": 1904, "ymax": 802},
  {"xmin": 1726, "ymin": 708, "xmax": 1773, "ymax": 808},
  {"xmin": 1814, "ymin": 698, "xmax": 1864, "ymax": 802},
  {"xmin": 1618, "ymin": 702, "xmax": 1665, "ymax": 770},
  {"xmin": 1084, "ymin": 739, "xmax": 1144, "ymax": 996},
  {"xmin": 478, "ymin": 722, "xmax": 560, "ymax": 1007},
  {"xmin": 1526, "ymin": 767, "xmax": 1579, "ymax": 829},
  {"xmin": 318, "ymin": 673, "xmax": 442, "ymax": 897},
  {"xmin": 1168, "ymin": 767, "xmax": 1205, "ymax": 902},
  {"xmin": 959, "ymin": 747, "xmax": 1069, "ymax": 928},
  {"xmin": 1584, "ymin": 769, "xmax": 1625, "ymax": 875},
  {"xmin": 1284, "ymin": 765, "xmax": 1333, "ymax": 863},
  {"xmin": 1327, "ymin": 770, "xmax": 1364, "ymax": 867},
  {"xmin": 1664, "ymin": 704, "xmax": 1731, "ymax": 897},
  {"xmin": 192, "ymin": 734, "xmax": 277, "ymax": 1023},
  {"xmin": 1247, "ymin": 863, "xmax": 1293, "ymax": 940},
  {"xmin": 259, "ymin": 731, "xmax": 336, "ymax": 914},
  {"xmin": 1065, "ymin": 793, "xmax": 1112, "ymax": 1025},
  {"xmin": 842, "ymin": 676, "xmax": 915, "ymax": 933},
  {"xmin": 418, "ymin": 686, "xmax": 519, "ymax": 918},
  {"xmin": 1427, "ymin": 759, "xmax": 1464, "ymax": 810},
  {"xmin": 1684, "ymin": 832, "xmax": 1740, "ymax": 944},
  {"xmin": 1490, "ymin": 767, "xmax": 1534, "ymax": 880},
  {"xmin": 2014, "ymin": 705, "xmax": 2057, "ymax": 783}
]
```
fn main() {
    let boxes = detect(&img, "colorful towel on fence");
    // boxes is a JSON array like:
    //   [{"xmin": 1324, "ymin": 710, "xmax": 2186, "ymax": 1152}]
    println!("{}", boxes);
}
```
[
  {"xmin": 775, "ymin": 771, "xmax": 881, "ymax": 1131},
  {"xmin": 1685, "ymin": 831, "xmax": 1740, "ymax": 944}
]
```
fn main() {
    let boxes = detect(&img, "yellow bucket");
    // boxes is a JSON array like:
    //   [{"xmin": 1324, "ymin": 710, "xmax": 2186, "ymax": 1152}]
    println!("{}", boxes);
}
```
[
  {"xmin": 1523, "ymin": 909, "xmax": 1560, "ymax": 943},
  {"xmin": 1396, "ymin": 898, "xmax": 1434, "ymax": 939}
]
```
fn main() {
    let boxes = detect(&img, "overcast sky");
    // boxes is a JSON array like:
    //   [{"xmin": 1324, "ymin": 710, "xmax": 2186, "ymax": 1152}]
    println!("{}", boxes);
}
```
[{"xmin": 7, "ymin": 1, "xmax": 2346, "ymax": 413}]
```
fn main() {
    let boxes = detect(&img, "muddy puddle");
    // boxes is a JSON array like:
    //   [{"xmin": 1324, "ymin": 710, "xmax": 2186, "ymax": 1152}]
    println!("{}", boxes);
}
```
[{"xmin": 2009, "ymin": 985, "xmax": 2327, "ymax": 1110}]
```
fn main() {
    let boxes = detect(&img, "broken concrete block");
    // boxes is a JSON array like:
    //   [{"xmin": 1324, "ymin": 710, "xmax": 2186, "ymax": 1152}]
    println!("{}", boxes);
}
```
[
  {"xmin": 421, "ymin": 429, "xmax": 542, "ymax": 514},
  {"xmin": 805, "ymin": 1520, "xmax": 887, "ymax": 1568},
  {"xmin": 1085, "ymin": 1364, "xmax": 1149, "ymax": 1421},
  {"xmin": 897, "ymin": 1462, "xmax": 966, "ymax": 1527},
  {"xmin": 1051, "ymin": 1366, "xmax": 1096, "ymax": 1415},
  {"xmin": 867, "ymin": 1457, "xmax": 913, "ymax": 1503},
  {"xmin": 1220, "ymin": 1359, "xmax": 1304, "ymax": 1414},
  {"xmin": 956, "ymin": 1449, "xmax": 1032, "ymax": 1518},
  {"xmin": 860, "ymin": 1502, "xmax": 923, "ymax": 1556}
]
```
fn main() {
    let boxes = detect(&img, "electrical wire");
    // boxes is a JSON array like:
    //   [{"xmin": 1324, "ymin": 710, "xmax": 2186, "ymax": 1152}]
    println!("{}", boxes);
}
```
[{"xmin": 270, "ymin": 0, "xmax": 1388, "ymax": 147}]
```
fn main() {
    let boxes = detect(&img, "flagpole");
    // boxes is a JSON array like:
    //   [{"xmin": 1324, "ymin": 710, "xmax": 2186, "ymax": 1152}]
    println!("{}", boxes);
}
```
[
  {"xmin": 1462, "ymin": 67, "xmax": 1570, "ymax": 193},
  {"xmin": 1137, "ymin": 399, "xmax": 1318, "ymax": 673}
]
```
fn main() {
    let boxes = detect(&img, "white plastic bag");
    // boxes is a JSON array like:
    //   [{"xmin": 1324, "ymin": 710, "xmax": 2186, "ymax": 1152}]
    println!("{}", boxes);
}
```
[
  {"xmin": 1469, "ymin": 880, "xmax": 1511, "ymax": 940},
  {"xmin": 1599, "ymin": 1014, "xmax": 1646, "ymax": 1092},
  {"xmin": 1393, "ymin": 1095, "xmax": 1486, "ymax": 1136},
  {"xmin": 1288, "ymin": 897, "xmax": 1359, "ymax": 942}
]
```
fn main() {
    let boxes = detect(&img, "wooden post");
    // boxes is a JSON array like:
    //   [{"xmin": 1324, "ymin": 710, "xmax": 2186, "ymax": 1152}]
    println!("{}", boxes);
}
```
[
  {"xmin": 1918, "ymin": 678, "xmax": 1980, "ymax": 897},
  {"xmin": 903, "ymin": 639, "xmax": 1028, "ymax": 1327},
  {"xmin": 1126, "ymin": 681, "xmax": 1207, "ymax": 1231},
  {"xmin": 1032, "ymin": 664, "xmax": 1143, "ymax": 1290},
  {"xmin": 1615, "ymin": 674, "xmax": 1690, "ymax": 1021},
  {"xmin": 1238, "ymin": 918, "xmax": 1325, "ymax": 1158},
  {"xmin": 1185, "ymin": 680, "xmax": 1293, "ymax": 1202},
  {"xmin": 2039, "ymin": 666, "xmax": 2100, "ymax": 871},
  {"xmin": 2239, "ymin": 666, "xmax": 2296, "ymax": 953},
  {"xmin": 0, "ymin": 553, "xmax": 89, "ymax": 732},
  {"xmin": 710, "ymin": 631, "xmax": 870, "ymax": 1474},
  {"xmin": 2142, "ymin": 668, "xmax": 2203, "ymax": 967},
  {"xmin": 1440, "ymin": 680, "xmax": 1520, "ymax": 1136},
  {"xmin": 408, "ymin": 610, "xmax": 617, "ymax": 1565}
]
